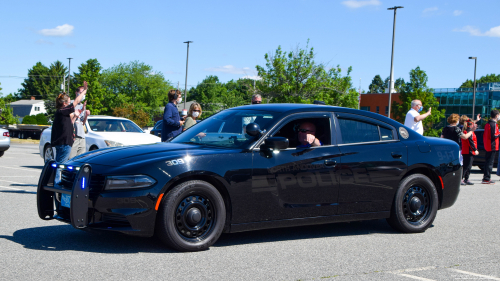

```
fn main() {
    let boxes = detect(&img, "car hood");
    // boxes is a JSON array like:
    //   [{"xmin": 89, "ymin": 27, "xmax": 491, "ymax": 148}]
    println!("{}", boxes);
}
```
[
  {"xmin": 69, "ymin": 142, "xmax": 238, "ymax": 167},
  {"xmin": 87, "ymin": 132, "xmax": 161, "ymax": 145}
]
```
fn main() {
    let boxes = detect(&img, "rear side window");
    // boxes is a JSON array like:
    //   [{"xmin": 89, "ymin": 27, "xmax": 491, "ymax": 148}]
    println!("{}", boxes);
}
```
[
  {"xmin": 380, "ymin": 127, "xmax": 394, "ymax": 140},
  {"xmin": 338, "ymin": 119, "xmax": 379, "ymax": 143}
]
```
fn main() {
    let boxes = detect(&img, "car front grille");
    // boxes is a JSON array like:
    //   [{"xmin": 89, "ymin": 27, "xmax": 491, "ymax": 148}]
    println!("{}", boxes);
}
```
[{"xmin": 60, "ymin": 170, "xmax": 106, "ymax": 195}]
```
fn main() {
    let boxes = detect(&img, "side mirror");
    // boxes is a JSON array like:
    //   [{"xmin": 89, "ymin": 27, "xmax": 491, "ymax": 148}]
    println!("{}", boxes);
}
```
[
  {"xmin": 264, "ymin": 137, "xmax": 289, "ymax": 150},
  {"xmin": 246, "ymin": 123, "xmax": 262, "ymax": 137}
]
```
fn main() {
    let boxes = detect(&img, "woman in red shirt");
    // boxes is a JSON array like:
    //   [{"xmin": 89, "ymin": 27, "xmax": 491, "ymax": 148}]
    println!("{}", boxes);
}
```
[{"xmin": 462, "ymin": 119, "xmax": 479, "ymax": 185}]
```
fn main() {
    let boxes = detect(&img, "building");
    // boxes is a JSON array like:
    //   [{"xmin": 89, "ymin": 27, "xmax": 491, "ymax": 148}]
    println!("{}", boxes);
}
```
[
  {"xmin": 9, "ymin": 99, "xmax": 47, "ymax": 123},
  {"xmin": 434, "ymin": 82, "xmax": 500, "ymax": 126},
  {"xmin": 359, "ymin": 93, "xmax": 401, "ymax": 119}
]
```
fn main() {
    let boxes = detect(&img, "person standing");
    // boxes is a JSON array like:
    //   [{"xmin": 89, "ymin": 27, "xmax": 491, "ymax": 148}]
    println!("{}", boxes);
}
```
[
  {"xmin": 404, "ymin": 99, "xmax": 431, "ymax": 135},
  {"xmin": 51, "ymin": 81, "xmax": 87, "ymax": 163},
  {"xmin": 162, "ymin": 89, "xmax": 184, "ymax": 142},
  {"xmin": 483, "ymin": 110, "xmax": 500, "ymax": 184},
  {"xmin": 461, "ymin": 119, "xmax": 479, "ymax": 185},
  {"xmin": 183, "ymin": 102, "xmax": 202, "ymax": 131},
  {"xmin": 69, "ymin": 86, "xmax": 91, "ymax": 159},
  {"xmin": 441, "ymin": 114, "xmax": 473, "ymax": 166}
]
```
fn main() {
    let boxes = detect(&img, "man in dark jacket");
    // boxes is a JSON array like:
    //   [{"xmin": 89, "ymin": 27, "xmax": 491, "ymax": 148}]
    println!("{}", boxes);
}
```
[
  {"xmin": 161, "ymin": 90, "xmax": 184, "ymax": 142},
  {"xmin": 482, "ymin": 110, "xmax": 500, "ymax": 184}
]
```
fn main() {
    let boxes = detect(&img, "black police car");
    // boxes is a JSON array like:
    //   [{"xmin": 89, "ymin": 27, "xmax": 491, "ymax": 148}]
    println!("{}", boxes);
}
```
[{"xmin": 37, "ymin": 104, "xmax": 462, "ymax": 252}]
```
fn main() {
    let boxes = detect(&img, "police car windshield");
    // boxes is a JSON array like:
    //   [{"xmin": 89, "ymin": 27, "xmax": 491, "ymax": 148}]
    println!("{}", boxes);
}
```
[{"xmin": 171, "ymin": 109, "xmax": 279, "ymax": 148}]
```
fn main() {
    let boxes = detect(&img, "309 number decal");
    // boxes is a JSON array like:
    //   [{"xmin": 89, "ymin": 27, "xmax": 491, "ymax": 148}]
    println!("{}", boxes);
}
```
[{"xmin": 166, "ymin": 159, "xmax": 185, "ymax": 166}]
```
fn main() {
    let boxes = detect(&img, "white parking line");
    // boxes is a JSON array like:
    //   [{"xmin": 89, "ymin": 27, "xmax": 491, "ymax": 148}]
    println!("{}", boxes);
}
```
[
  {"xmin": 0, "ymin": 179, "xmax": 36, "ymax": 185},
  {"xmin": 0, "ymin": 185, "xmax": 24, "ymax": 191},
  {"xmin": 448, "ymin": 269, "xmax": 500, "ymax": 280},
  {"xmin": 397, "ymin": 273, "xmax": 436, "ymax": 281},
  {"xmin": 0, "ymin": 176, "xmax": 38, "ymax": 177}
]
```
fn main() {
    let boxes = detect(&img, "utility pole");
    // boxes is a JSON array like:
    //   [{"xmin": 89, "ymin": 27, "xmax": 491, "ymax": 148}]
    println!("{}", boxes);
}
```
[
  {"xmin": 386, "ymin": 6, "xmax": 403, "ymax": 118},
  {"xmin": 67, "ymin": 58, "xmax": 73, "ymax": 94},
  {"xmin": 469, "ymin": 57, "xmax": 477, "ymax": 117},
  {"xmin": 183, "ymin": 41, "xmax": 193, "ymax": 110}
]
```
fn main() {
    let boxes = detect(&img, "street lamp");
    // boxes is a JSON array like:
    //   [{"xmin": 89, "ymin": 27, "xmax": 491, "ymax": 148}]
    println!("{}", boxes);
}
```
[
  {"xmin": 67, "ymin": 58, "xmax": 73, "ymax": 93},
  {"xmin": 183, "ymin": 41, "xmax": 193, "ymax": 110},
  {"xmin": 469, "ymin": 57, "xmax": 477, "ymax": 117},
  {"xmin": 386, "ymin": 6, "xmax": 403, "ymax": 118}
]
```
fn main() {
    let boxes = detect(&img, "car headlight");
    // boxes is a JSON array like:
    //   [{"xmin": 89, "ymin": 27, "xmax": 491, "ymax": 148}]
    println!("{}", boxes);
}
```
[
  {"xmin": 105, "ymin": 140, "xmax": 124, "ymax": 147},
  {"xmin": 105, "ymin": 175, "xmax": 156, "ymax": 190}
]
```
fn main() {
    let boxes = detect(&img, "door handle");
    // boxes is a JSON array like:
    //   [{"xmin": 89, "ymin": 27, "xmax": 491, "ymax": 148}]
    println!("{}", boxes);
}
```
[
  {"xmin": 391, "ymin": 152, "xmax": 402, "ymax": 159},
  {"xmin": 324, "ymin": 159, "xmax": 337, "ymax": 166}
]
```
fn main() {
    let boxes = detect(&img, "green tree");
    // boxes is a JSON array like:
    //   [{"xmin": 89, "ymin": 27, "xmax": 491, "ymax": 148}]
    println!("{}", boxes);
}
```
[
  {"xmin": 256, "ymin": 42, "xmax": 359, "ymax": 107},
  {"xmin": 460, "ymin": 74, "xmax": 500, "ymax": 88},
  {"xmin": 0, "ymin": 87, "xmax": 18, "ymax": 126},
  {"xmin": 391, "ymin": 66, "xmax": 445, "ymax": 137},
  {"xmin": 20, "ymin": 61, "xmax": 66, "ymax": 101},
  {"xmin": 101, "ymin": 61, "xmax": 174, "ymax": 124},
  {"xmin": 43, "ymin": 61, "xmax": 68, "ymax": 119},
  {"xmin": 368, "ymin": 75, "xmax": 385, "ymax": 93},
  {"xmin": 383, "ymin": 76, "xmax": 406, "ymax": 93},
  {"xmin": 72, "ymin": 59, "xmax": 106, "ymax": 115}
]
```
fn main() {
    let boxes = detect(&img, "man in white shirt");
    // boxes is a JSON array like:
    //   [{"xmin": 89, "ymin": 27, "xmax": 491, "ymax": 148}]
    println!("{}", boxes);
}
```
[{"xmin": 404, "ymin": 99, "xmax": 431, "ymax": 135}]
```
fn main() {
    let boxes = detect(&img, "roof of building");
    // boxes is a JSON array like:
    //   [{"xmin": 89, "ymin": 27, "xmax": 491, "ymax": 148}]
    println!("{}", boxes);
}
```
[{"xmin": 9, "ymin": 100, "xmax": 45, "ymax": 105}]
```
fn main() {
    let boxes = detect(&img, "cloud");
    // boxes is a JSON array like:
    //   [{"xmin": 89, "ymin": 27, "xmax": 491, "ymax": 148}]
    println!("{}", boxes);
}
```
[
  {"xmin": 454, "ymin": 25, "xmax": 500, "ymax": 37},
  {"xmin": 453, "ymin": 10, "xmax": 463, "ymax": 16},
  {"xmin": 38, "ymin": 24, "xmax": 74, "ymax": 37},
  {"xmin": 63, "ymin": 42, "xmax": 76, "ymax": 48},
  {"xmin": 423, "ymin": 7, "xmax": 438, "ymax": 14},
  {"xmin": 205, "ymin": 65, "xmax": 252, "ymax": 75},
  {"xmin": 35, "ymin": 39, "xmax": 53, "ymax": 45},
  {"xmin": 341, "ymin": 0, "xmax": 380, "ymax": 8},
  {"xmin": 241, "ymin": 75, "xmax": 261, "ymax": 80}
]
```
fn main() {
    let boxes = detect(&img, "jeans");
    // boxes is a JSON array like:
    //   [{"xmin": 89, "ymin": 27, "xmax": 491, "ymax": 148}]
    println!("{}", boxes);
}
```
[
  {"xmin": 462, "ymin": 154, "xmax": 473, "ymax": 181},
  {"xmin": 483, "ymin": 151, "xmax": 497, "ymax": 181},
  {"xmin": 55, "ymin": 145, "xmax": 72, "ymax": 163}
]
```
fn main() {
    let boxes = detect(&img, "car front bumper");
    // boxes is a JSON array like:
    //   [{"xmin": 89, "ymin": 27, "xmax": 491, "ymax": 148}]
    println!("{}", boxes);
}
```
[{"xmin": 36, "ymin": 161, "xmax": 158, "ymax": 237}]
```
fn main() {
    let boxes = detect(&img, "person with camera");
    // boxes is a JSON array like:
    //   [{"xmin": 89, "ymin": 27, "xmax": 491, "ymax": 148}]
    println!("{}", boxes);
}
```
[{"xmin": 161, "ymin": 89, "xmax": 184, "ymax": 142}]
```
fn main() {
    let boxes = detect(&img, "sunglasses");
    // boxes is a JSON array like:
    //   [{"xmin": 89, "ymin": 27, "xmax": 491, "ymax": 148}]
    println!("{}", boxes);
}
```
[
  {"xmin": 297, "ymin": 129, "xmax": 314, "ymax": 133},
  {"xmin": 192, "ymin": 110, "xmax": 201, "ymax": 112},
  {"xmin": 252, "ymin": 101, "xmax": 262, "ymax": 104}
]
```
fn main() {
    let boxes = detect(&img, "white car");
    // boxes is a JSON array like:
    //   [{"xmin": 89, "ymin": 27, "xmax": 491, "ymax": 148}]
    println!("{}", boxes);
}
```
[
  {"xmin": 39, "ymin": 115, "xmax": 161, "ymax": 162},
  {"xmin": 0, "ymin": 127, "xmax": 10, "ymax": 157}
]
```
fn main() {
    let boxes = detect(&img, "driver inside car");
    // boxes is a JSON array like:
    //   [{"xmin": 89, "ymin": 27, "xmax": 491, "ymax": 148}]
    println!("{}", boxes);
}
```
[{"xmin": 296, "ymin": 122, "xmax": 322, "ymax": 148}]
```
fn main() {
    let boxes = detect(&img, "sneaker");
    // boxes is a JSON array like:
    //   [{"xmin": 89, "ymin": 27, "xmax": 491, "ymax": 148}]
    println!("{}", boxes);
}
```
[
  {"xmin": 465, "ymin": 180, "xmax": 474, "ymax": 185},
  {"xmin": 482, "ymin": 180, "xmax": 495, "ymax": 184},
  {"xmin": 460, "ymin": 180, "xmax": 466, "ymax": 185}
]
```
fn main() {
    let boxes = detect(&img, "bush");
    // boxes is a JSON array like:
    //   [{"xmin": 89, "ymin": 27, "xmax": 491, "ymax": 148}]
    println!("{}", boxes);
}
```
[
  {"xmin": 35, "ymin": 113, "xmax": 48, "ymax": 125},
  {"xmin": 22, "ymin": 115, "xmax": 36, "ymax": 124}
]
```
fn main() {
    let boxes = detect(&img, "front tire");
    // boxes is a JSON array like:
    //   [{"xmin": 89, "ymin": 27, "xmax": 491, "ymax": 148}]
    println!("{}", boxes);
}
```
[
  {"xmin": 156, "ymin": 180, "xmax": 226, "ymax": 252},
  {"xmin": 387, "ymin": 174, "xmax": 438, "ymax": 233},
  {"xmin": 44, "ymin": 145, "xmax": 54, "ymax": 163}
]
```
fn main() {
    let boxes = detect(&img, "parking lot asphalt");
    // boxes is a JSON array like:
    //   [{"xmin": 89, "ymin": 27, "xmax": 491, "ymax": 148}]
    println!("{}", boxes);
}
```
[{"xmin": 0, "ymin": 144, "xmax": 499, "ymax": 281}]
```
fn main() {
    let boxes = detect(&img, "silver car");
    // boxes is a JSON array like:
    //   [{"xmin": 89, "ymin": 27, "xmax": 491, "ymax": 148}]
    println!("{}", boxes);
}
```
[{"xmin": 0, "ymin": 127, "xmax": 10, "ymax": 157}]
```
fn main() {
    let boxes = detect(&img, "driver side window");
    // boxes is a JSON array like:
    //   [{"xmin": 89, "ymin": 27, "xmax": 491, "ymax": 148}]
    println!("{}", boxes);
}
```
[{"xmin": 272, "ymin": 117, "xmax": 331, "ymax": 148}]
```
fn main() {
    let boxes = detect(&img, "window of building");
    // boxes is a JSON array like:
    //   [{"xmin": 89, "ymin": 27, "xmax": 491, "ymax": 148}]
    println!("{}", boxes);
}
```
[
  {"xmin": 385, "ymin": 106, "xmax": 389, "ymax": 115},
  {"xmin": 376, "ymin": 106, "xmax": 380, "ymax": 114},
  {"xmin": 34, "ymin": 107, "xmax": 40, "ymax": 111},
  {"xmin": 360, "ymin": 106, "xmax": 370, "ymax": 111}
]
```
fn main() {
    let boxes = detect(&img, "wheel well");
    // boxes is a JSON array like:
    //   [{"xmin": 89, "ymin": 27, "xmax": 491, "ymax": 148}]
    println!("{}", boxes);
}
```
[
  {"xmin": 44, "ymin": 143, "xmax": 51, "ymax": 155},
  {"xmin": 89, "ymin": 145, "xmax": 99, "ymax": 151},
  {"xmin": 404, "ymin": 167, "xmax": 443, "ymax": 208},
  {"xmin": 161, "ymin": 175, "xmax": 233, "ymax": 233}
]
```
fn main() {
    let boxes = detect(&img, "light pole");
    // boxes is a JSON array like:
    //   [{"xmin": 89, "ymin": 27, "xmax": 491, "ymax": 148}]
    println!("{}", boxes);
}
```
[
  {"xmin": 386, "ymin": 6, "xmax": 403, "ymax": 118},
  {"xmin": 183, "ymin": 41, "xmax": 193, "ymax": 110},
  {"xmin": 469, "ymin": 57, "xmax": 477, "ymax": 117},
  {"xmin": 67, "ymin": 58, "xmax": 73, "ymax": 94}
]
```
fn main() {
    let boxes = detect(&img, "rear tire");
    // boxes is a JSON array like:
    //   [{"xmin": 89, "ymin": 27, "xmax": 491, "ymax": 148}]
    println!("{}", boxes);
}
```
[
  {"xmin": 156, "ymin": 180, "xmax": 226, "ymax": 252},
  {"xmin": 387, "ymin": 174, "xmax": 438, "ymax": 233},
  {"xmin": 0, "ymin": 151, "xmax": 4, "ymax": 157}
]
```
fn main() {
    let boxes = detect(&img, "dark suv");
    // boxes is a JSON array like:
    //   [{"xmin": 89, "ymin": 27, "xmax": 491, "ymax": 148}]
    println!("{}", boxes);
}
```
[{"xmin": 472, "ymin": 129, "xmax": 498, "ymax": 170}]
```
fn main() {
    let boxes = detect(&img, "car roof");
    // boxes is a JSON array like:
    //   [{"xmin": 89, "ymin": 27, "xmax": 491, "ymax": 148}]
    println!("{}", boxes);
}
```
[
  {"xmin": 231, "ymin": 104, "xmax": 403, "ymax": 127},
  {"xmin": 88, "ymin": 115, "xmax": 129, "ymax": 120}
]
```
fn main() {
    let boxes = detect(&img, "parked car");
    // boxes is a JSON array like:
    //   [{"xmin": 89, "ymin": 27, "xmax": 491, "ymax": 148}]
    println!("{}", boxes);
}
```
[
  {"xmin": 0, "ymin": 128, "xmax": 10, "ymax": 157},
  {"xmin": 472, "ymin": 129, "xmax": 498, "ymax": 171},
  {"xmin": 39, "ymin": 115, "xmax": 161, "ymax": 162},
  {"xmin": 37, "ymin": 104, "xmax": 461, "ymax": 252}
]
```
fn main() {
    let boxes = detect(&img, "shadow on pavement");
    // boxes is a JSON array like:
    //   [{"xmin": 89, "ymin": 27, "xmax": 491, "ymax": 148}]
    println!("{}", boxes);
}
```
[
  {"xmin": 0, "ymin": 190, "xmax": 37, "ymax": 195},
  {"xmin": 0, "ymin": 225, "xmax": 176, "ymax": 254},
  {"xmin": 22, "ymin": 166, "xmax": 44, "ymax": 170},
  {"xmin": 214, "ymin": 219, "xmax": 396, "ymax": 248}
]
